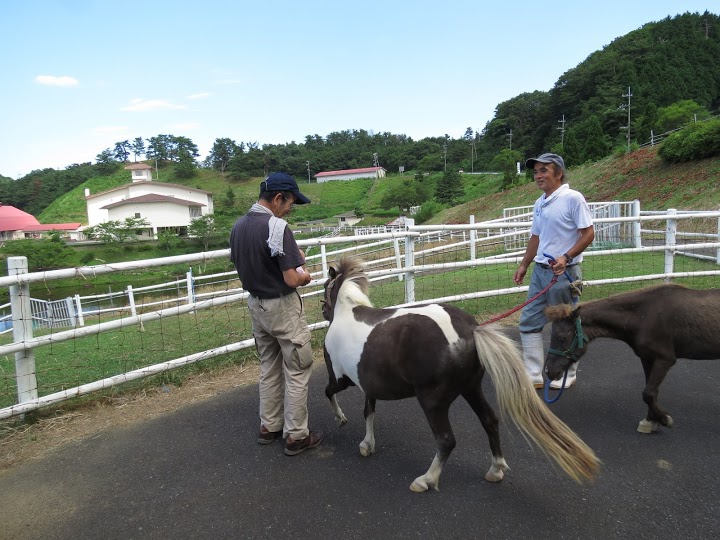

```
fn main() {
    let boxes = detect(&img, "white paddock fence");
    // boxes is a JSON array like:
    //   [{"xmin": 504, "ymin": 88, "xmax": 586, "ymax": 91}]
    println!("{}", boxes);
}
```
[{"xmin": 2, "ymin": 202, "xmax": 720, "ymax": 419}]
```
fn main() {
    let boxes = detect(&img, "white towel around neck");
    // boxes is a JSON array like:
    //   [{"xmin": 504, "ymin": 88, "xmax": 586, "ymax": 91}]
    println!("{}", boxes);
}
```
[{"xmin": 250, "ymin": 203, "xmax": 287, "ymax": 257}]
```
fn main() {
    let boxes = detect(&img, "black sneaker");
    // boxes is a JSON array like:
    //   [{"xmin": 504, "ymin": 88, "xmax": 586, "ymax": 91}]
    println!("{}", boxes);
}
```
[
  {"xmin": 258, "ymin": 425, "xmax": 282, "ymax": 445},
  {"xmin": 284, "ymin": 431, "xmax": 324, "ymax": 456}
]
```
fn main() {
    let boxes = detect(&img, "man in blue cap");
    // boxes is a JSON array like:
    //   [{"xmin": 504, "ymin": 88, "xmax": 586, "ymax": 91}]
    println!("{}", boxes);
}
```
[
  {"xmin": 230, "ymin": 172, "xmax": 323, "ymax": 455},
  {"xmin": 513, "ymin": 154, "xmax": 595, "ymax": 389}
]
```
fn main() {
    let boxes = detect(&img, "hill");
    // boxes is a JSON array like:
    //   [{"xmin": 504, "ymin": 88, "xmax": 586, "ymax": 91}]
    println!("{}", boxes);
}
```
[
  {"xmin": 37, "ymin": 145, "xmax": 720, "ymax": 230},
  {"xmin": 436, "ymin": 145, "xmax": 720, "ymax": 224}
]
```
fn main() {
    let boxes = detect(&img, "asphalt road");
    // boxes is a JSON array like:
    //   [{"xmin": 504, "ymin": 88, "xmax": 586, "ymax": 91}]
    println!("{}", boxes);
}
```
[{"xmin": 1, "ymin": 329, "xmax": 719, "ymax": 540}]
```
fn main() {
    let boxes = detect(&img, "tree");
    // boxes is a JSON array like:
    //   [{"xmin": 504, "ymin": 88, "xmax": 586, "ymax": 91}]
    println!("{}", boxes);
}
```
[
  {"xmin": 381, "ymin": 178, "xmax": 426, "ymax": 212},
  {"xmin": 131, "ymin": 137, "xmax": 146, "ymax": 162},
  {"xmin": 435, "ymin": 170, "xmax": 464, "ymax": 205},
  {"xmin": 113, "ymin": 140, "xmax": 131, "ymax": 162},
  {"xmin": 655, "ymin": 100, "xmax": 711, "ymax": 134},
  {"xmin": 157, "ymin": 229, "xmax": 183, "ymax": 251},
  {"xmin": 84, "ymin": 217, "xmax": 150, "ymax": 243},
  {"xmin": 95, "ymin": 149, "xmax": 119, "ymax": 176},
  {"xmin": 174, "ymin": 149, "xmax": 197, "ymax": 179},
  {"xmin": 209, "ymin": 138, "xmax": 239, "ymax": 173},
  {"xmin": 146, "ymin": 134, "xmax": 173, "ymax": 162},
  {"xmin": 187, "ymin": 215, "xmax": 231, "ymax": 251},
  {"xmin": 490, "ymin": 149, "xmax": 523, "ymax": 190},
  {"xmin": 224, "ymin": 186, "xmax": 236, "ymax": 208}
]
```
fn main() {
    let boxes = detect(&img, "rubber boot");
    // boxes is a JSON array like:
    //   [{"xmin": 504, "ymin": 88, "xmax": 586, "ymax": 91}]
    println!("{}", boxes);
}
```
[
  {"xmin": 550, "ymin": 360, "xmax": 578, "ymax": 389},
  {"xmin": 520, "ymin": 332, "xmax": 545, "ymax": 388}
]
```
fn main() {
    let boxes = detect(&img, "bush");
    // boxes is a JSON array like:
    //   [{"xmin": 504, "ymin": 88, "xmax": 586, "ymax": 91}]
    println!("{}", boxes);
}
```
[
  {"xmin": 414, "ymin": 201, "xmax": 444, "ymax": 224},
  {"xmin": 0, "ymin": 239, "xmax": 79, "ymax": 272},
  {"xmin": 659, "ymin": 119, "xmax": 720, "ymax": 163}
]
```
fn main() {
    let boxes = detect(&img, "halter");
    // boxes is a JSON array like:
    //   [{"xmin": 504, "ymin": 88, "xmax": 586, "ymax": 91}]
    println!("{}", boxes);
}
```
[{"xmin": 547, "ymin": 317, "xmax": 589, "ymax": 362}]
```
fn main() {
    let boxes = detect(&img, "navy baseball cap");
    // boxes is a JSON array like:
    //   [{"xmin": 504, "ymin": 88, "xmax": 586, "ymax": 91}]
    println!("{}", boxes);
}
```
[
  {"xmin": 261, "ymin": 172, "xmax": 311, "ymax": 204},
  {"xmin": 525, "ymin": 153, "xmax": 565, "ymax": 170}
]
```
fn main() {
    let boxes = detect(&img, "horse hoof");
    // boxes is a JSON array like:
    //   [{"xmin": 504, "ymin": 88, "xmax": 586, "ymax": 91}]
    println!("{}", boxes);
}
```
[
  {"xmin": 337, "ymin": 414, "xmax": 348, "ymax": 427},
  {"xmin": 663, "ymin": 415, "xmax": 674, "ymax": 428},
  {"xmin": 410, "ymin": 481, "xmax": 428, "ymax": 493},
  {"xmin": 637, "ymin": 419, "xmax": 659, "ymax": 433},
  {"xmin": 484, "ymin": 469, "xmax": 505, "ymax": 482},
  {"xmin": 409, "ymin": 477, "xmax": 437, "ymax": 492},
  {"xmin": 359, "ymin": 442, "xmax": 375, "ymax": 457}
]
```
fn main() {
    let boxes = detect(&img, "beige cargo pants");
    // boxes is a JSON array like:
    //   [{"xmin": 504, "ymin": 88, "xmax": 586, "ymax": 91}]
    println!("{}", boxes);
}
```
[{"xmin": 247, "ymin": 291, "xmax": 314, "ymax": 441}]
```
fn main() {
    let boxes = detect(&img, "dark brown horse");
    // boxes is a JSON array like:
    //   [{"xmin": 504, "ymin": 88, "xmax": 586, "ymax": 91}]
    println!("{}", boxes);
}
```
[
  {"xmin": 322, "ymin": 255, "xmax": 599, "ymax": 492},
  {"xmin": 545, "ymin": 284, "xmax": 720, "ymax": 433}
]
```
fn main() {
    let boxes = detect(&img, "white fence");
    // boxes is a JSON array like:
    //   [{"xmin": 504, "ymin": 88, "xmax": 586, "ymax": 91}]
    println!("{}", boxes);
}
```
[{"xmin": 2, "ymin": 202, "xmax": 720, "ymax": 419}]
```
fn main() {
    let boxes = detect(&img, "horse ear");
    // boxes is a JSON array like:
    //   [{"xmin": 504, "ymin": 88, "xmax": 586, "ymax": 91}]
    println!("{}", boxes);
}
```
[{"xmin": 328, "ymin": 266, "xmax": 337, "ymax": 279}]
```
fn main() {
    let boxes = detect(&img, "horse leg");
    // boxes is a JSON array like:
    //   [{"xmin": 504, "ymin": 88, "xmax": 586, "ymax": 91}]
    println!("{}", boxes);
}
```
[
  {"xmin": 462, "ymin": 383, "xmax": 509, "ymax": 482},
  {"xmin": 637, "ymin": 356, "xmax": 675, "ymax": 434},
  {"xmin": 409, "ymin": 393, "xmax": 456, "ymax": 493},
  {"xmin": 359, "ymin": 396, "xmax": 376, "ymax": 457},
  {"xmin": 324, "ymin": 346, "xmax": 349, "ymax": 427}
]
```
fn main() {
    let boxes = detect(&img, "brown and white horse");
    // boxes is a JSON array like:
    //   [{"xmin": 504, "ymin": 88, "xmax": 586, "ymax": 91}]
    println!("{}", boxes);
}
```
[
  {"xmin": 545, "ymin": 283, "xmax": 720, "ymax": 433},
  {"xmin": 322, "ymin": 255, "xmax": 599, "ymax": 492}
]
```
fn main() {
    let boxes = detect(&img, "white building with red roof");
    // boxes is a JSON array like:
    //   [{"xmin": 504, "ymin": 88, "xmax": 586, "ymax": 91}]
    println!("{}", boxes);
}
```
[
  {"xmin": 0, "ymin": 203, "xmax": 81, "ymax": 241},
  {"xmin": 315, "ymin": 166, "xmax": 386, "ymax": 183}
]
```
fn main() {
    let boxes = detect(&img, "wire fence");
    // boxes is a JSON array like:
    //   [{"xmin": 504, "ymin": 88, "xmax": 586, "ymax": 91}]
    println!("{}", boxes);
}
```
[{"xmin": 2, "ymin": 201, "xmax": 720, "ymax": 419}]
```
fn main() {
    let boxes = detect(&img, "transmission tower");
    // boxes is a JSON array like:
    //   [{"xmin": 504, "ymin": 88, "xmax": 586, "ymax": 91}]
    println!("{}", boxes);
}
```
[{"xmin": 557, "ymin": 115, "xmax": 566, "ymax": 149}]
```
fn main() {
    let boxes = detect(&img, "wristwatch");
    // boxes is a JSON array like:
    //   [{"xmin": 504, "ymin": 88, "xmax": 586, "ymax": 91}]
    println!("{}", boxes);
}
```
[{"xmin": 563, "ymin": 253, "xmax": 574, "ymax": 265}]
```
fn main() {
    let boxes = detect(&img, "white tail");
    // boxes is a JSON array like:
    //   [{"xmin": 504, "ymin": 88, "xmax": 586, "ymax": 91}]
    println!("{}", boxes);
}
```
[{"xmin": 473, "ymin": 325, "xmax": 600, "ymax": 483}]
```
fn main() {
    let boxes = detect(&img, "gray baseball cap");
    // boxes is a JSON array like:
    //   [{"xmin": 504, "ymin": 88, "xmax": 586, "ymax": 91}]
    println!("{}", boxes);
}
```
[{"xmin": 525, "ymin": 153, "xmax": 565, "ymax": 170}]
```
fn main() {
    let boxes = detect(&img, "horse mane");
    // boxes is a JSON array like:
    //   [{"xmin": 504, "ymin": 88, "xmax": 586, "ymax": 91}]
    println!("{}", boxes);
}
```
[
  {"xmin": 545, "ymin": 304, "xmax": 575, "ymax": 321},
  {"xmin": 334, "ymin": 255, "xmax": 373, "ymax": 307}
]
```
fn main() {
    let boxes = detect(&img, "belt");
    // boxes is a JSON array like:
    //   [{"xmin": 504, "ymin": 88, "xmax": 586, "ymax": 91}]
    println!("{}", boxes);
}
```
[
  {"xmin": 537, "ymin": 262, "xmax": 577, "ymax": 269},
  {"xmin": 251, "ymin": 291, "xmax": 293, "ymax": 300}
]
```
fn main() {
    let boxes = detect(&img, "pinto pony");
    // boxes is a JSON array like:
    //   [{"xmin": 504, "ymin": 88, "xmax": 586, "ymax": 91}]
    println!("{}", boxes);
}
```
[
  {"xmin": 545, "ymin": 284, "xmax": 720, "ymax": 434},
  {"xmin": 321, "ymin": 255, "xmax": 599, "ymax": 492}
]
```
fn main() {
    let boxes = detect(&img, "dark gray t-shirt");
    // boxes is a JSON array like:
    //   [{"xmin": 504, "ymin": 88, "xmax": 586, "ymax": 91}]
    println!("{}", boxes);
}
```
[{"xmin": 230, "ymin": 211, "xmax": 305, "ymax": 299}]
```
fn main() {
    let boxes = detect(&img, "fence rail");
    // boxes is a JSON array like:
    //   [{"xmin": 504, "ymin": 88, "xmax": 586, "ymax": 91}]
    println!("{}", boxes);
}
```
[{"xmin": 2, "ymin": 201, "xmax": 720, "ymax": 419}]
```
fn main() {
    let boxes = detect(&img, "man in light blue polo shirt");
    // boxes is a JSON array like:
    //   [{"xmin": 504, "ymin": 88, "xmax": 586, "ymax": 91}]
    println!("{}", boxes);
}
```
[{"xmin": 513, "ymin": 154, "xmax": 595, "ymax": 389}]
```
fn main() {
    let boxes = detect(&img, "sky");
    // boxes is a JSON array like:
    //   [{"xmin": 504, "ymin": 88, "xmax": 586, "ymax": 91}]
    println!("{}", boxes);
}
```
[{"xmin": 0, "ymin": 1, "xmax": 715, "ymax": 178}]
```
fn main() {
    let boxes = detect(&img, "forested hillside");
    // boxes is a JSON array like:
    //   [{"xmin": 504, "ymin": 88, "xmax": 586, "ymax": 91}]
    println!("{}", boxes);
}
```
[{"xmin": 1, "ymin": 11, "xmax": 718, "ymax": 220}]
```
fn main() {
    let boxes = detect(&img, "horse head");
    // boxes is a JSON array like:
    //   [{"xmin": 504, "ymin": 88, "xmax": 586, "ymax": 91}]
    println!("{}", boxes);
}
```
[
  {"xmin": 322, "ymin": 255, "xmax": 369, "ymax": 323},
  {"xmin": 544, "ymin": 304, "xmax": 589, "ymax": 381}
]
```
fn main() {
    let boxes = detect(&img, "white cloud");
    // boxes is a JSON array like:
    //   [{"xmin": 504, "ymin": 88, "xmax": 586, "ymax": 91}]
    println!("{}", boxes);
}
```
[
  {"xmin": 95, "ymin": 125, "xmax": 129, "ymax": 134},
  {"xmin": 121, "ymin": 98, "xmax": 187, "ymax": 112},
  {"xmin": 187, "ymin": 92, "xmax": 211, "ymax": 100},
  {"xmin": 35, "ymin": 75, "xmax": 79, "ymax": 87}
]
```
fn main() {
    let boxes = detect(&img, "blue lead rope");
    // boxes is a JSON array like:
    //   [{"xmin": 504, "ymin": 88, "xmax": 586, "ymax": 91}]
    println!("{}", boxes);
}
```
[
  {"xmin": 542, "ymin": 252, "xmax": 574, "ymax": 283},
  {"xmin": 541, "ymin": 253, "xmax": 577, "ymax": 402}
]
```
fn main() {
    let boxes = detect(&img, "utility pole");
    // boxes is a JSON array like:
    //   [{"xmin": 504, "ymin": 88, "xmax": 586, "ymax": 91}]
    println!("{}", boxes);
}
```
[
  {"xmin": 306, "ymin": 161, "xmax": 311, "ymax": 183},
  {"xmin": 470, "ymin": 138, "xmax": 475, "ymax": 174},
  {"xmin": 557, "ymin": 115, "xmax": 566, "ymax": 149},
  {"xmin": 442, "ymin": 142, "xmax": 447, "ymax": 172},
  {"xmin": 621, "ymin": 86, "xmax": 633, "ymax": 151},
  {"xmin": 507, "ymin": 129, "xmax": 513, "ymax": 151}
]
